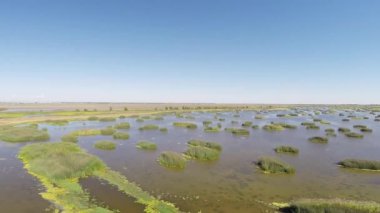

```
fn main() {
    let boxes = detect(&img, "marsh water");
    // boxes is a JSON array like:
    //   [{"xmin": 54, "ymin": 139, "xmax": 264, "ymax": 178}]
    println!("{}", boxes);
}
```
[{"xmin": 1, "ymin": 110, "xmax": 380, "ymax": 212}]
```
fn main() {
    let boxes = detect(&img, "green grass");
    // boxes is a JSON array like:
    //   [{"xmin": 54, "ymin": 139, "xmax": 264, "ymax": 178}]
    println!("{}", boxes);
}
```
[
  {"xmin": 360, "ymin": 128, "xmax": 373, "ymax": 133},
  {"xmin": 42, "ymin": 119, "xmax": 69, "ymax": 126},
  {"xmin": 139, "ymin": 124, "xmax": 159, "ymax": 131},
  {"xmin": 136, "ymin": 141, "xmax": 157, "ymax": 150},
  {"xmin": 325, "ymin": 128, "xmax": 335, "ymax": 133},
  {"xmin": 338, "ymin": 127, "xmax": 351, "ymax": 133},
  {"xmin": 100, "ymin": 127, "xmax": 116, "ymax": 135},
  {"xmin": 158, "ymin": 151, "xmax": 187, "ymax": 169},
  {"xmin": 99, "ymin": 117, "xmax": 117, "ymax": 122},
  {"xmin": 242, "ymin": 121, "xmax": 253, "ymax": 127},
  {"xmin": 301, "ymin": 122, "xmax": 315, "ymax": 126},
  {"xmin": 225, "ymin": 128, "xmax": 250, "ymax": 135},
  {"xmin": 338, "ymin": 159, "xmax": 380, "ymax": 171},
  {"xmin": 257, "ymin": 157, "xmax": 295, "ymax": 174},
  {"xmin": 188, "ymin": 139, "xmax": 222, "ymax": 151},
  {"xmin": 87, "ymin": 116, "xmax": 99, "ymax": 121},
  {"xmin": 204, "ymin": 126, "xmax": 220, "ymax": 133},
  {"xmin": 159, "ymin": 127, "xmax": 168, "ymax": 132},
  {"xmin": 173, "ymin": 122, "xmax": 197, "ymax": 129},
  {"xmin": 280, "ymin": 198, "xmax": 380, "ymax": 213},
  {"xmin": 19, "ymin": 142, "xmax": 179, "ymax": 212},
  {"xmin": 19, "ymin": 142, "xmax": 105, "ymax": 182},
  {"xmin": 114, "ymin": 122, "xmax": 131, "ymax": 129},
  {"xmin": 251, "ymin": 125, "xmax": 259, "ymax": 129},
  {"xmin": 274, "ymin": 146, "xmax": 299, "ymax": 154},
  {"xmin": 184, "ymin": 146, "xmax": 220, "ymax": 161},
  {"xmin": 308, "ymin": 136, "xmax": 328, "ymax": 143},
  {"xmin": 113, "ymin": 132, "xmax": 130, "ymax": 140},
  {"xmin": 345, "ymin": 132, "xmax": 364, "ymax": 138},
  {"xmin": 255, "ymin": 115, "xmax": 264, "ymax": 119},
  {"xmin": 272, "ymin": 122, "xmax": 297, "ymax": 129},
  {"xmin": 0, "ymin": 125, "xmax": 50, "ymax": 143},
  {"xmin": 263, "ymin": 124, "xmax": 285, "ymax": 131},
  {"xmin": 94, "ymin": 141, "xmax": 116, "ymax": 150},
  {"xmin": 306, "ymin": 124, "xmax": 320, "ymax": 130},
  {"xmin": 202, "ymin": 120, "xmax": 212, "ymax": 126},
  {"xmin": 353, "ymin": 125, "xmax": 367, "ymax": 129},
  {"xmin": 61, "ymin": 134, "xmax": 79, "ymax": 143}
]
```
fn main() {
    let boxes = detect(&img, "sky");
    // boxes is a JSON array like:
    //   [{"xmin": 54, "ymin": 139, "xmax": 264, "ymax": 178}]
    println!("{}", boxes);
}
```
[{"xmin": 0, "ymin": 0, "xmax": 379, "ymax": 104}]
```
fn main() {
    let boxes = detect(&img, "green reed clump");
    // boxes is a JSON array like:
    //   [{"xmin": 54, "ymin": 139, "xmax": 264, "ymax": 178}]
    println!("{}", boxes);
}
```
[
  {"xmin": 255, "ymin": 115, "xmax": 264, "ymax": 119},
  {"xmin": 326, "ymin": 132, "xmax": 337, "ymax": 137},
  {"xmin": 99, "ymin": 117, "xmax": 117, "ymax": 122},
  {"xmin": 119, "ymin": 115, "xmax": 126, "ymax": 119},
  {"xmin": 204, "ymin": 126, "xmax": 220, "ymax": 133},
  {"xmin": 345, "ymin": 132, "xmax": 364, "ymax": 139},
  {"xmin": 160, "ymin": 127, "xmax": 168, "ymax": 132},
  {"xmin": 113, "ymin": 132, "xmax": 130, "ymax": 140},
  {"xmin": 87, "ymin": 116, "xmax": 99, "ymax": 121},
  {"xmin": 272, "ymin": 122, "xmax": 297, "ymax": 129},
  {"xmin": 338, "ymin": 127, "xmax": 351, "ymax": 133},
  {"xmin": 353, "ymin": 125, "xmax": 367, "ymax": 129},
  {"xmin": 263, "ymin": 124, "xmax": 285, "ymax": 131},
  {"xmin": 242, "ymin": 121, "xmax": 253, "ymax": 127},
  {"xmin": 280, "ymin": 198, "xmax": 380, "ymax": 213},
  {"xmin": 338, "ymin": 159, "xmax": 380, "ymax": 171},
  {"xmin": 225, "ymin": 128, "xmax": 250, "ymax": 135},
  {"xmin": 257, "ymin": 157, "xmax": 295, "ymax": 174},
  {"xmin": 325, "ymin": 128, "xmax": 335, "ymax": 133},
  {"xmin": 100, "ymin": 128, "xmax": 116, "ymax": 135},
  {"xmin": 308, "ymin": 136, "xmax": 328, "ymax": 143},
  {"xmin": 188, "ymin": 139, "xmax": 222, "ymax": 151},
  {"xmin": 301, "ymin": 122, "xmax": 315, "ymax": 126},
  {"xmin": 94, "ymin": 141, "xmax": 116, "ymax": 150},
  {"xmin": 136, "ymin": 141, "xmax": 157, "ymax": 150},
  {"xmin": 61, "ymin": 134, "xmax": 79, "ymax": 143},
  {"xmin": 0, "ymin": 125, "xmax": 50, "ymax": 143},
  {"xmin": 158, "ymin": 151, "xmax": 187, "ymax": 169},
  {"xmin": 136, "ymin": 118, "xmax": 144, "ymax": 122},
  {"xmin": 202, "ymin": 120, "xmax": 212, "ymax": 126},
  {"xmin": 360, "ymin": 128, "xmax": 373, "ymax": 133},
  {"xmin": 43, "ymin": 120, "xmax": 69, "ymax": 126},
  {"xmin": 184, "ymin": 146, "xmax": 220, "ymax": 161},
  {"xmin": 306, "ymin": 124, "xmax": 320, "ymax": 130},
  {"xmin": 251, "ymin": 125, "xmax": 260, "ymax": 129},
  {"xmin": 114, "ymin": 122, "xmax": 130, "ymax": 129},
  {"xmin": 139, "ymin": 124, "xmax": 159, "ymax": 131},
  {"xmin": 274, "ymin": 146, "xmax": 299, "ymax": 154},
  {"xmin": 173, "ymin": 122, "xmax": 197, "ymax": 129}
]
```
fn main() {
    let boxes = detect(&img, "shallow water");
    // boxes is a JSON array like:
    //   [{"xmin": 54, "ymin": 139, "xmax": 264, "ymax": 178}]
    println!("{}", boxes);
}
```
[{"xmin": 1, "ymin": 109, "xmax": 380, "ymax": 212}]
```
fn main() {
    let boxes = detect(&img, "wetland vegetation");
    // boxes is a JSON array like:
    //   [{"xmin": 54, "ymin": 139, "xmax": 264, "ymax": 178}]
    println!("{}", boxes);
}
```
[{"xmin": 0, "ymin": 104, "xmax": 379, "ymax": 212}]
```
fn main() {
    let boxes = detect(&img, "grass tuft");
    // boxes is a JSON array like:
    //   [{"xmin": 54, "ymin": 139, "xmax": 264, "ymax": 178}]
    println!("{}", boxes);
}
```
[
  {"xmin": 0, "ymin": 125, "xmax": 50, "ymax": 143},
  {"xmin": 158, "ymin": 151, "xmax": 187, "ymax": 169},
  {"xmin": 308, "ymin": 136, "xmax": 328, "ymax": 143},
  {"xmin": 173, "ymin": 122, "xmax": 197, "ymax": 129},
  {"xmin": 139, "ymin": 124, "xmax": 159, "ymax": 131},
  {"xmin": 113, "ymin": 132, "xmax": 130, "ymax": 140},
  {"xmin": 338, "ymin": 159, "xmax": 380, "ymax": 171},
  {"xmin": 281, "ymin": 198, "xmax": 380, "ymax": 213},
  {"xmin": 257, "ymin": 157, "xmax": 295, "ymax": 174},
  {"xmin": 136, "ymin": 141, "xmax": 157, "ymax": 150},
  {"xmin": 274, "ymin": 146, "xmax": 299, "ymax": 154},
  {"xmin": 114, "ymin": 122, "xmax": 131, "ymax": 129},
  {"xmin": 94, "ymin": 141, "xmax": 116, "ymax": 150}
]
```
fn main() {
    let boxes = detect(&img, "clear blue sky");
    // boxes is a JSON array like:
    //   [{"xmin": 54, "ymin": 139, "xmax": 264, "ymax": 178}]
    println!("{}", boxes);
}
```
[{"xmin": 0, "ymin": 0, "xmax": 379, "ymax": 104}]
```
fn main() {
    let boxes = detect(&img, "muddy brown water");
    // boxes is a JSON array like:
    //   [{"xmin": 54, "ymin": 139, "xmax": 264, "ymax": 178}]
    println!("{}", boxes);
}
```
[{"xmin": 1, "ymin": 110, "xmax": 380, "ymax": 212}]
